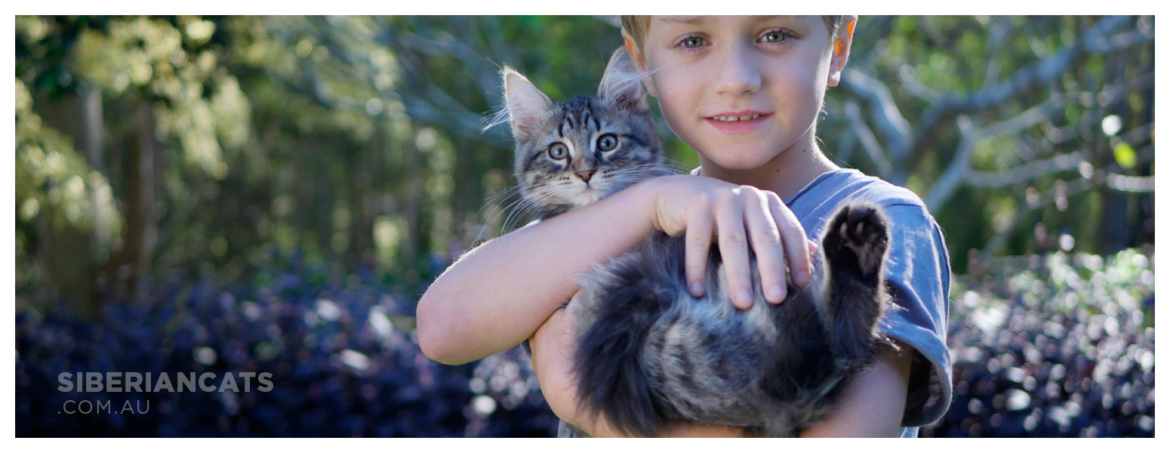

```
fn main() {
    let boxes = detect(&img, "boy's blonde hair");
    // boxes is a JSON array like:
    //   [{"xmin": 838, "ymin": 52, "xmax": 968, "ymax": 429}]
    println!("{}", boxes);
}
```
[{"xmin": 620, "ymin": 16, "xmax": 843, "ymax": 54}]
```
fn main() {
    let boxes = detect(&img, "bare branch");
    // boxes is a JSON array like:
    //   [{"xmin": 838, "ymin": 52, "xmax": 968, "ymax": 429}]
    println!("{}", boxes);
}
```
[
  {"xmin": 393, "ymin": 24, "xmax": 503, "ymax": 98},
  {"xmin": 1105, "ymin": 174, "xmax": 1155, "ymax": 192},
  {"xmin": 964, "ymin": 152, "xmax": 1084, "ymax": 189},
  {"xmin": 843, "ymin": 101, "xmax": 894, "ymax": 179},
  {"xmin": 983, "ymin": 97, "xmax": 1065, "ymax": 138},
  {"xmin": 981, "ymin": 16, "xmax": 1013, "ymax": 89},
  {"xmin": 924, "ymin": 98, "xmax": 1062, "ymax": 209},
  {"xmin": 980, "ymin": 143, "xmax": 1154, "ymax": 254},
  {"xmin": 923, "ymin": 115, "xmax": 976, "ymax": 211},
  {"xmin": 904, "ymin": 15, "xmax": 1133, "ymax": 180},
  {"xmin": 1085, "ymin": 26, "xmax": 1155, "ymax": 54},
  {"xmin": 1041, "ymin": 72, "xmax": 1154, "ymax": 146},
  {"xmin": 897, "ymin": 66, "xmax": 941, "ymax": 103},
  {"xmin": 839, "ymin": 69, "xmax": 912, "ymax": 160}
]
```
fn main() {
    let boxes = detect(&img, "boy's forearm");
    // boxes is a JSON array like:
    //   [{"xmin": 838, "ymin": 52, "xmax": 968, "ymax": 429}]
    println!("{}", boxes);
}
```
[
  {"xmin": 799, "ymin": 345, "xmax": 912, "ymax": 437},
  {"xmin": 528, "ymin": 303, "xmax": 626, "ymax": 437},
  {"xmin": 417, "ymin": 179, "xmax": 661, "ymax": 365}
]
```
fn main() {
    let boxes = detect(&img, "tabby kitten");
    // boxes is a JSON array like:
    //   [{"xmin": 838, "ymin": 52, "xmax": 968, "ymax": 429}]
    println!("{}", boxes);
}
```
[{"xmin": 498, "ymin": 47, "xmax": 894, "ymax": 437}]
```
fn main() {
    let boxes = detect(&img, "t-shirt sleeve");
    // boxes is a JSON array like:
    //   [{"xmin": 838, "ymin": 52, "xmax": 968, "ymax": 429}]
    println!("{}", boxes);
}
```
[{"xmin": 877, "ymin": 203, "xmax": 953, "ymax": 427}]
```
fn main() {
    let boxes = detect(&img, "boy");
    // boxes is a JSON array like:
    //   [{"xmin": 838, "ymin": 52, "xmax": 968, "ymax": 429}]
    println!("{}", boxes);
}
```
[{"xmin": 418, "ymin": 15, "xmax": 952, "ymax": 437}]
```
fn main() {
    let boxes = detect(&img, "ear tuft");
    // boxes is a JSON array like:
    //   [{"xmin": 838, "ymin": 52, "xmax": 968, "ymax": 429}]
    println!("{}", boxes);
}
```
[
  {"xmin": 495, "ymin": 66, "xmax": 553, "ymax": 142},
  {"xmin": 597, "ymin": 47, "xmax": 650, "ymax": 112}
]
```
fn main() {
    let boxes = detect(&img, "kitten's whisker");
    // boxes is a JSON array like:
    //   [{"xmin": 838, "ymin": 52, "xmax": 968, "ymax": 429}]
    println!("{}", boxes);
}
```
[
  {"xmin": 472, "ymin": 190, "xmax": 532, "ymax": 246},
  {"xmin": 501, "ymin": 186, "xmax": 559, "ymax": 233},
  {"xmin": 469, "ymin": 185, "xmax": 526, "ymax": 243}
]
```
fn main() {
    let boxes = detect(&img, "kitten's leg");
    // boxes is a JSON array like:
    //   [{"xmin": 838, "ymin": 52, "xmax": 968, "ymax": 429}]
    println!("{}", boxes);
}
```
[{"xmin": 819, "ymin": 203, "xmax": 890, "ymax": 363}]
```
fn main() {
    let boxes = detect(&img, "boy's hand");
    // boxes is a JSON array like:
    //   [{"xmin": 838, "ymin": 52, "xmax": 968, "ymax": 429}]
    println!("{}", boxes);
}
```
[{"xmin": 648, "ymin": 174, "xmax": 814, "ymax": 308}]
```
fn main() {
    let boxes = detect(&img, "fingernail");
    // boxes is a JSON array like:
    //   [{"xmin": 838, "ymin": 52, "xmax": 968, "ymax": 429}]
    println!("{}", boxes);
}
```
[
  {"xmin": 795, "ymin": 271, "xmax": 809, "ymax": 287},
  {"xmin": 767, "ymin": 285, "xmax": 785, "ymax": 303},
  {"xmin": 690, "ymin": 282, "xmax": 704, "ymax": 297},
  {"xmin": 737, "ymin": 289, "xmax": 753, "ymax": 307}
]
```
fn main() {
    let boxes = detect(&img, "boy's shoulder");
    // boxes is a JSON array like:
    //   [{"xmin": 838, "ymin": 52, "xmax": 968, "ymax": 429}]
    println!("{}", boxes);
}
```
[
  {"xmin": 798, "ymin": 169, "xmax": 928, "ymax": 212},
  {"xmin": 687, "ymin": 166, "xmax": 925, "ymax": 211},
  {"xmin": 785, "ymin": 169, "xmax": 941, "ymax": 233}
]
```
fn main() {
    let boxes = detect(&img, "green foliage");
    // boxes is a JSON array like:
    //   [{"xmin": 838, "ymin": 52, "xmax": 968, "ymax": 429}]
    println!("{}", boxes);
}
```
[
  {"xmin": 15, "ymin": 78, "xmax": 121, "ymax": 243},
  {"xmin": 73, "ymin": 16, "xmax": 251, "ymax": 178}
]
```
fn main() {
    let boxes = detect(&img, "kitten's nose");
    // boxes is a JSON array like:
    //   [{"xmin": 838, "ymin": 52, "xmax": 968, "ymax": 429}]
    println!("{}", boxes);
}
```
[{"xmin": 576, "ymin": 170, "xmax": 595, "ymax": 183}]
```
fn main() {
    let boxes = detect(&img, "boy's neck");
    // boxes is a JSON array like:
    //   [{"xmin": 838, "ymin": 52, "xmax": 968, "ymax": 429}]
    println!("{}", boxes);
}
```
[{"xmin": 697, "ymin": 140, "xmax": 840, "ymax": 201}]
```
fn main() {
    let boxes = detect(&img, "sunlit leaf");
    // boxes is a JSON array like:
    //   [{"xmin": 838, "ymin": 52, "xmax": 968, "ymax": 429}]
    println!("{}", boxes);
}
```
[{"xmin": 1113, "ymin": 141, "xmax": 1137, "ymax": 169}]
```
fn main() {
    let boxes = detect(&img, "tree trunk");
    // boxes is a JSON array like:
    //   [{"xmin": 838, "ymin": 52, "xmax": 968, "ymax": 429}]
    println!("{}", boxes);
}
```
[
  {"xmin": 109, "ymin": 101, "xmax": 158, "ymax": 302},
  {"xmin": 82, "ymin": 88, "xmax": 112, "ymax": 309}
]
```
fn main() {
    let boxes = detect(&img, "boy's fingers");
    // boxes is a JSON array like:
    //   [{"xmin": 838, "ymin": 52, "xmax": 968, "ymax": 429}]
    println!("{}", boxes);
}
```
[
  {"xmin": 742, "ymin": 192, "xmax": 787, "ymax": 304},
  {"xmin": 684, "ymin": 211, "xmax": 713, "ymax": 298},
  {"xmin": 766, "ymin": 194, "xmax": 812, "ymax": 287},
  {"xmin": 715, "ymin": 199, "xmax": 753, "ymax": 310}
]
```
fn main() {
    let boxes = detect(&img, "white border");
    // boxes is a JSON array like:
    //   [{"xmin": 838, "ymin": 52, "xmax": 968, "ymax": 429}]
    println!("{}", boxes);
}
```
[{"xmin": 5, "ymin": 1, "xmax": 1164, "ymax": 449}]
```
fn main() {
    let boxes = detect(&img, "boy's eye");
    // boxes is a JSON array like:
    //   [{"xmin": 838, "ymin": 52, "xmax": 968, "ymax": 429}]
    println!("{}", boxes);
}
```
[
  {"xmin": 759, "ymin": 29, "xmax": 792, "ymax": 43},
  {"xmin": 548, "ymin": 143, "xmax": 568, "ymax": 160},
  {"xmin": 680, "ymin": 36, "xmax": 706, "ymax": 49},
  {"xmin": 597, "ymin": 134, "xmax": 618, "ymax": 152}
]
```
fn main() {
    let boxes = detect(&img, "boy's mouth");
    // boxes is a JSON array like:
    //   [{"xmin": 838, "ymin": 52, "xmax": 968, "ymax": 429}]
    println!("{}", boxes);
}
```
[{"xmin": 704, "ymin": 110, "xmax": 771, "ymax": 134}]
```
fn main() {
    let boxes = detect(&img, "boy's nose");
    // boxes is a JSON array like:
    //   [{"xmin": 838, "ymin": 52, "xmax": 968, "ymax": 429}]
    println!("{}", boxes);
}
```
[{"xmin": 714, "ymin": 42, "xmax": 762, "ymax": 96}]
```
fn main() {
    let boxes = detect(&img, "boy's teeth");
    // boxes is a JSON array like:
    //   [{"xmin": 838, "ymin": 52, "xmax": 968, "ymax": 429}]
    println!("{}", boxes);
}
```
[{"xmin": 714, "ymin": 114, "xmax": 761, "ymax": 122}]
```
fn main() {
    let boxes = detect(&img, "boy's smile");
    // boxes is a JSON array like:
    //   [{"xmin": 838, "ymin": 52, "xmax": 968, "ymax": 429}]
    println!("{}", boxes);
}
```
[
  {"xmin": 628, "ymin": 15, "xmax": 852, "ymax": 198},
  {"xmin": 704, "ymin": 110, "xmax": 773, "ymax": 135}
]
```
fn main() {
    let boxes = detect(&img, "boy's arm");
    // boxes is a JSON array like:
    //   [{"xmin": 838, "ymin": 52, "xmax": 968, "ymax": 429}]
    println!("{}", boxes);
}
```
[
  {"xmin": 528, "ymin": 300, "xmax": 625, "ymax": 437},
  {"xmin": 418, "ymin": 175, "xmax": 815, "ymax": 365},
  {"xmin": 417, "ymin": 180, "xmax": 659, "ymax": 365},
  {"xmin": 799, "ymin": 345, "xmax": 912, "ymax": 437}
]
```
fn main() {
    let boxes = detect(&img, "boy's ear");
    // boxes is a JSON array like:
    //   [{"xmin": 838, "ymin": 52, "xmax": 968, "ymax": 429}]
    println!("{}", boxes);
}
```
[
  {"xmin": 598, "ymin": 45, "xmax": 650, "ymax": 112},
  {"xmin": 622, "ymin": 30, "xmax": 658, "ymax": 98},
  {"xmin": 827, "ymin": 15, "xmax": 858, "ymax": 88},
  {"xmin": 501, "ymin": 67, "xmax": 553, "ymax": 141}
]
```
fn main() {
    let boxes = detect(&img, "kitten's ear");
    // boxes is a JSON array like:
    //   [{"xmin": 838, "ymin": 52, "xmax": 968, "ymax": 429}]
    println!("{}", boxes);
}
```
[
  {"xmin": 501, "ymin": 67, "xmax": 553, "ymax": 142},
  {"xmin": 597, "ymin": 46, "xmax": 649, "ymax": 112}
]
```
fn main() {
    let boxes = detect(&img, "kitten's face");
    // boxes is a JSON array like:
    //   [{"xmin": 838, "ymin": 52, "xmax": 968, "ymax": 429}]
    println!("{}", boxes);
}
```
[{"xmin": 502, "ymin": 48, "xmax": 667, "ymax": 218}]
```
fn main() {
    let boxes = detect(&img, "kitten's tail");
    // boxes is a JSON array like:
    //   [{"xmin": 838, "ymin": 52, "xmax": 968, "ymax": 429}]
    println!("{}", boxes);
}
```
[
  {"xmin": 573, "ymin": 237, "xmax": 679, "ymax": 437},
  {"xmin": 573, "ymin": 312, "xmax": 658, "ymax": 437}
]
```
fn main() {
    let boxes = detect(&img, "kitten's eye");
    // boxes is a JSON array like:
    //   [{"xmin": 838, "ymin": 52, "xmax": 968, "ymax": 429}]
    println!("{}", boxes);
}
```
[
  {"xmin": 597, "ymin": 134, "xmax": 618, "ymax": 152},
  {"xmin": 548, "ymin": 143, "xmax": 568, "ymax": 160}
]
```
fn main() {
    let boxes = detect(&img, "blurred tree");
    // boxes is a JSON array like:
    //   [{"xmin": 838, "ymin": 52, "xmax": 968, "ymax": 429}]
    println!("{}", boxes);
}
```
[
  {"xmin": 14, "ymin": 15, "xmax": 1155, "ymax": 314},
  {"xmin": 17, "ymin": 16, "xmax": 252, "ymax": 313},
  {"xmin": 825, "ymin": 16, "xmax": 1154, "ymax": 271}
]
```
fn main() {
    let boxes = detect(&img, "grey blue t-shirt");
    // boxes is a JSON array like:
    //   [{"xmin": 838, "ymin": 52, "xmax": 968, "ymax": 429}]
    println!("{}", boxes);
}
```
[{"xmin": 774, "ymin": 168, "xmax": 953, "ymax": 437}]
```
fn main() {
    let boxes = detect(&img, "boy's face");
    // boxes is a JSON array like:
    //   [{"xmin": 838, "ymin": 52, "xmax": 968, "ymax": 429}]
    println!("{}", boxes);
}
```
[{"xmin": 630, "ymin": 16, "xmax": 849, "ymax": 172}]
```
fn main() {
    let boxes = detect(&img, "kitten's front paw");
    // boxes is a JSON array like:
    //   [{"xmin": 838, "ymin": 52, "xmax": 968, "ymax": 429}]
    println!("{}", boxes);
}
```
[{"xmin": 822, "ymin": 203, "xmax": 890, "ymax": 277}]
